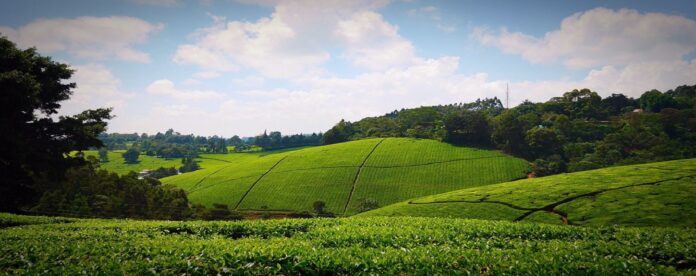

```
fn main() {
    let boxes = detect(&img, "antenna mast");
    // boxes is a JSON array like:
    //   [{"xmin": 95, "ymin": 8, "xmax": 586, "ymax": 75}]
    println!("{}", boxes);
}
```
[{"xmin": 505, "ymin": 82, "xmax": 509, "ymax": 109}]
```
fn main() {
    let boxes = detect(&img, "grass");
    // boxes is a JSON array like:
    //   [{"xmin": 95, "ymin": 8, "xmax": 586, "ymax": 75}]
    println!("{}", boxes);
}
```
[
  {"xmin": 82, "ymin": 150, "xmax": 187, "ymax": 175},
  {"xmin": 359, "ymin": 158, "xmax": 696, "ymax": 227},
  {"xmin": 1, "ymin": 213, "xmax": 694, "ymax": 274},
  {"xmin": 160, "ymin": 138, "xmax": 530, "ymax": 215},
  {"xmin": 239, "ymin": 167, "xmax": 358, "ymax": 212}
]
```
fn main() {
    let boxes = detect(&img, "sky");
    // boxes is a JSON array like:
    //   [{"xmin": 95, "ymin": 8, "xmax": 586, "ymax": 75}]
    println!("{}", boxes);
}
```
[{"xmin": 1, "ymin": 0, "xmax": 696, "ymax": 137}]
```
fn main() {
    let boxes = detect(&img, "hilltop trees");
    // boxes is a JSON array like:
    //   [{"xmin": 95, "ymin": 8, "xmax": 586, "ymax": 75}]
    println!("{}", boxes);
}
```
[
  {"xmin": 322, "ymin": 120, "xmax": 355, "ymax": 145},
  {"xmin": 0, "ymin": 37, "xmax": 112, "ymax": 212},
  {"xmin": 443, "ymin": 110, "xmax": 491, "ymax": 146},
  {"xmin": 322, "ymin": 86, "xmax": 696, "ymax": 176}
]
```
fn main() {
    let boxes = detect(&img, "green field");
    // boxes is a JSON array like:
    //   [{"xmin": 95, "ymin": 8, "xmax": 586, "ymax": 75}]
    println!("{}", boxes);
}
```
[
  {"xmin": 82, "ymin": 150, "xmax": 187, "ymax": 175},
  {"xmin": 160, "ymin": 138, "xmax": 530, "ymax": 215},
  {"xmin": 359, "ymin": 158, "xmax": 696, "ymax": 227},
  {"xmin": 1, "ymin": 213, "xmax": 694, "ymax": 274}
]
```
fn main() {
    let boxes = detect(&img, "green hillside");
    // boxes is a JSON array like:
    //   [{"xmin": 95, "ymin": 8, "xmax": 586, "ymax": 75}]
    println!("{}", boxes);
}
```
[
  {"xmin": 2, "ymin": 213, "xmax": 694, "ymax": 274},
  {"xmin": 360, "ymin": 158, "xmax": 696, "ymax": 227},
  {"xmin": 161, "ymin": 138, "xmax": 530, "ymax": 215}
]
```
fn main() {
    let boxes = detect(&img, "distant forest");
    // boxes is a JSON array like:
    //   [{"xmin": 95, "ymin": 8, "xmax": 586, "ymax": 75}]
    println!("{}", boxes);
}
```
[
  {"xmin": 322, "ymin": 85, "xmax": 696, "ymax": 176},
  {"xmin": 99, "ymin": 129, "xmax": 323, "ymax": 158}
]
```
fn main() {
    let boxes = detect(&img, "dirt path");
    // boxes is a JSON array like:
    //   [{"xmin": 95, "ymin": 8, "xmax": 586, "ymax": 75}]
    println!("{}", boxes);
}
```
[
  {"xmin": 233, "ymin": 156, "xmax": 288, "ymax": 210},
  {"xmin": 343, "ymin": 139, "xmax": 385, "ymax": 215}
]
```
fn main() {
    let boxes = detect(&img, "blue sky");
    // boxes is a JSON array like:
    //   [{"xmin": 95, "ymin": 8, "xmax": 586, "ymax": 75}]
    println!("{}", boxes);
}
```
[{"xmin": 1, "ymin": 0, "xmax": 695, "ymax": 136}]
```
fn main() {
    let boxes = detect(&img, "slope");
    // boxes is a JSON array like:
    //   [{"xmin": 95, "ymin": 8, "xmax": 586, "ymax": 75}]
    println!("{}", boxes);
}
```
[
  {"xmin": 161, "ymin": 138, "xmax": 530, "ymax": 215},
  {"xmin": 358, "ymin": 158, "xmax": 696, "ymax": 227}
]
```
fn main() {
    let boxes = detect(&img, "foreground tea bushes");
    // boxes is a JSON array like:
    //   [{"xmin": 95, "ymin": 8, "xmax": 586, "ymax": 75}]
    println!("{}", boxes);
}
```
[{"xmin": 1, "ymin": 213, "xmax": 694, "ymax": 274}]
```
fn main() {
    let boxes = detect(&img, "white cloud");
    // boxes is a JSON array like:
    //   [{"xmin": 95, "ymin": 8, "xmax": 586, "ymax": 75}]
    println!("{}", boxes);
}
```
[
  {"xmin": 59, "ymin": 64, "xmax": 134, "ymax": 116},
  {"xmin": 473, "ymin": 7, "xmax": 696, "ymax": 69},
  {"xmin": 193, "ymin": 71, "xmax": 221, "ymax": 79},
  {"xmin": 335, "ymin": 11, "xmax": 419, "ymax": 70},
  {"xmin": 582, "ymin": 59, "xmax": 696, "ymax": 95},
  {"xmin": 182, "ymin": 79, "xmax": 201, "ymax": 85},
  {"xmin": 173, "ymin": 0, "xmax": 417, "ymax": 78},
  {"xmin": 173, "ymin": 44, "xmax": 238, "ymax": 71},
  {"xmin": 406, "ymin": 5, "xmax": 454, "ymax": 33},
  {"xmin": 107, "ymin": 5, "xmax": 695, "ymax": 137},
  {"xmin": 232, "ymin": 76, "xmax": 265, "ymax": 87},
  {"xmin": 137, "ymin": 53, "xmax": 696, "ymax": 136},
  {"xmin": 1, "ymin": 16, "xmax": 162, "ymax": 63},
  {"xmin": 146, "ymin": 79, "xmax": 223, "ymax": 101}
]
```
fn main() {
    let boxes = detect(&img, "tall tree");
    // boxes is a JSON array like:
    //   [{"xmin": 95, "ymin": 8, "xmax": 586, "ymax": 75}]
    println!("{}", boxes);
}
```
[
  {"xmin": 98, "ymin": 148, "xmax": 109, "ymax": 163},
  {"xmin": 122, "ymin": 147, "xmax": 140, "ymax": 164},
  {"xmin": 0, "ymin": 37, "xmax": 112, "ymax": 212},
  {"xmin": 443, "ymin": 110, "xmax": 491, "ymax": 146}
]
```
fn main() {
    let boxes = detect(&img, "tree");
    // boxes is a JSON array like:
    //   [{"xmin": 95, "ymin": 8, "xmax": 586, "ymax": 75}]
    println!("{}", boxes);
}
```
[
  {"xmin": 98, "ymin": 148, "xmax": 109, "ymax": 163},
  {"xmin": 443, "ymin": 110, "xmax": 491, "ymax": 146},
  {"xmin": 547, "ymin": 89, "xmax": 606, "ymax": 119},
  {"xmin": 0, "ymin": 37, "xmax": 112, "ymax": 212},
  {"xmin": 357, "ymin": 198, "xmax": 379, "ymax": 212},
  {"xmin": 602, "ymin": 93, "xmax": 636, "ymax": 116},
  {"xmin": 321, "ymin": 119, "xmax": 354, "ymax": 145},
  {"xmin": 179, "ymin": 157, "xmax": 199, "ymax": 173},
  {"xmin": 525, "ymin": 127, "xmax": 564, "ymax": 158},
  {"xmin": 312, "ymin": 201, "xmax": 326, "ymax": 214},
  {"xmin": 122, "ymin": 147, "xmax": 140, "ymax": 164},
  {"xmin": 639, "ymin": 89, "xmax": 677, "ymax": 112},
  {"xmin": 491, "ymin": 110, "xmax": 526, "ymax": 154},
  {"xmin": 532, "ymin": 155, "xmax": 566, "ymax": 177}
]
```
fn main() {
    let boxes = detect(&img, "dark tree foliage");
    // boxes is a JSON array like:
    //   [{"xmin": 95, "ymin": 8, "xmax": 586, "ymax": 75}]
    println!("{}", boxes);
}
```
[
  {"xmin": 179, "ymin": 157, "xmax": 200, "ymax": 173},
  {"xmin": 322, "ymin": 98, "xmax": 504, "ymax": 145},
  {"xmin": 122, "ymin": 147, "xmax": 140, "ymax": 164},
  {"xmin": 322, "ymin": 120, "xmax": 355, "ymax": 145},
  {"xmin": 491, "ymin": 110, "xmax": 527, "ymax": 155},
  {"xmin": 443, "ymin": 110, "xmax": 491, "ymax": 146},
  {"xmin": 602, "ymin": 93, "xmax": 637, "ymax": 116},
  {"xmin": 30, "ymin": 158, "xmax": 191, "ymax": 220},
  {"xmin": 312, "ymin": 201, "xmax": 326, "ymax": 214},
  {"xmin": 0, "ymin": 37, "xmax": 112, "ymax": 212},
  {"xmin": 253, "ymin": 130, "xmax": 322, "ymax": 150},
  {"xmin": 148, "ymin": 167, "xmax": 178, "ymax": 179},
  {"xmin": 357, "ymin": 198, "xmax": 380, "ymax": 212},
  {"xmin": 639, "ymin": 90, "xmax": 678, "ymax": 112},
  {"xmin": 98, "ymin": 148, "xmax": 109, "ymax": 163}
]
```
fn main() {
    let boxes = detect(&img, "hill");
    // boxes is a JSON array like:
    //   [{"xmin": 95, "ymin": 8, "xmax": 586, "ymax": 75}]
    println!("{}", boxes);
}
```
[
  {"xmin": 1, "ymin": 213, "xmax": 694, "ymax": 274},
  {"xmin": 359, "ymin": 158, "xmax": 696, "ymax": 227},
  {"xmin": 161, "ymin": 138, "xmax": 530, "ymax": 215}
]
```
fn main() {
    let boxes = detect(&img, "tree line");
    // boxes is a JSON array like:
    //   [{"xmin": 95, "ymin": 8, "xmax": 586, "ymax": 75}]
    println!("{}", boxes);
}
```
[{"xmin": 322, "ymin": 87, "xmax": 696, "ymax": 176}]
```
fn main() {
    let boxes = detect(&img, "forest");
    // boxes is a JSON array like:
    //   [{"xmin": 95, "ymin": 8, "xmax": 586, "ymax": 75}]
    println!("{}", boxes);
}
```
[{"xmin": 322, "ymin": 87, "xmax": 696, "ymax": 176}]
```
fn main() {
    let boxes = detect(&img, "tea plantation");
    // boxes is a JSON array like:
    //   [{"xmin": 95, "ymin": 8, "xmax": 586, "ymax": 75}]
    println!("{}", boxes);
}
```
[
  {"xmin": 360, "ymin": 158, "xmax": 696, "ymax": 227},
  {"xmin": 160, "ymin": 138, "xmax": 530, "ymax": 215},
  {"xmin": 1, "ymin": 213, "xmax": 694, "ymax": 274}
]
